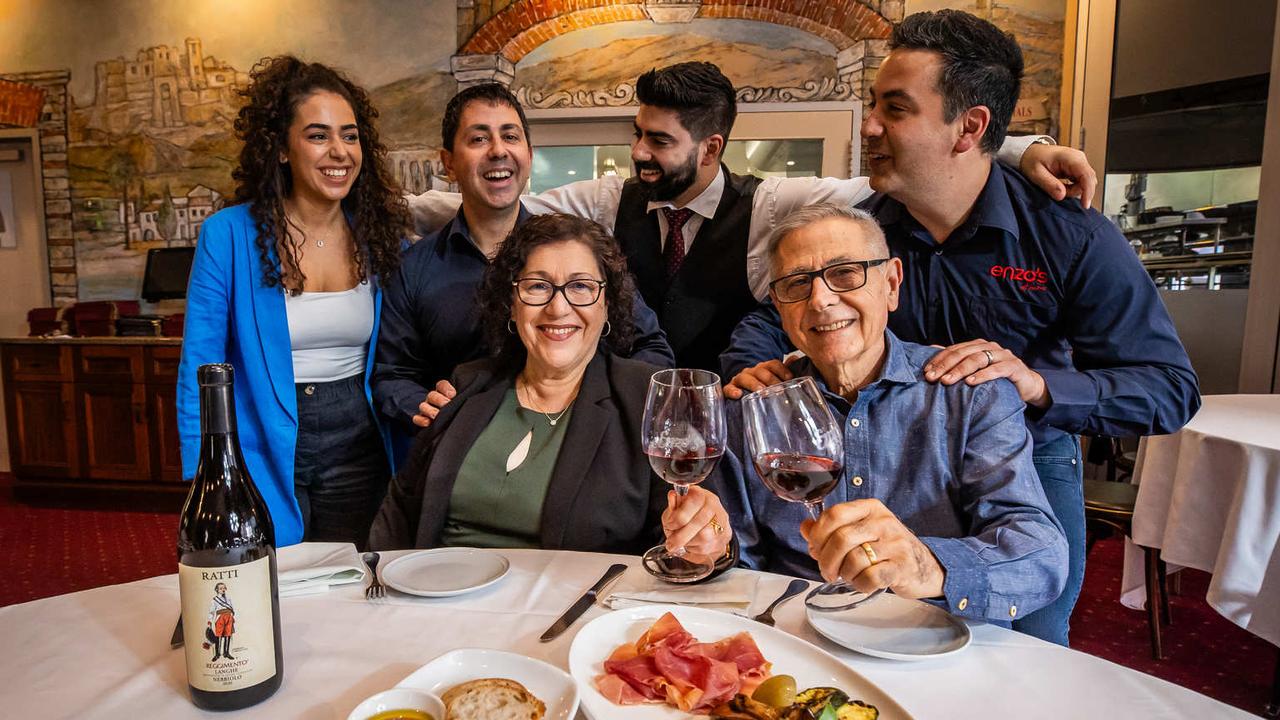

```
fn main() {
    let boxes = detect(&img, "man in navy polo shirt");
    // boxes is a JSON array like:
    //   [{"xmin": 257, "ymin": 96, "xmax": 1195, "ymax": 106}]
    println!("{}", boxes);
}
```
[{"xmin": 722, "ymin": 10, "xmax": 1199, "ymax": 646}]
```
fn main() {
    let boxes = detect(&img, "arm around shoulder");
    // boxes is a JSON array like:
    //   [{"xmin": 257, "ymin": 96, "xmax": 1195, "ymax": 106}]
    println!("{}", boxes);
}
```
[{"xmin": 405, "ymin": 190, "xmax": 462, "ymax": 237}]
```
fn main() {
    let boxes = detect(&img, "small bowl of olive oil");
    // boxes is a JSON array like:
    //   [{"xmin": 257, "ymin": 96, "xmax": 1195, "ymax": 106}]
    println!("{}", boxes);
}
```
[{"xmin": 348, "ymin": 687, "xmax": 444, "ymax": 720}]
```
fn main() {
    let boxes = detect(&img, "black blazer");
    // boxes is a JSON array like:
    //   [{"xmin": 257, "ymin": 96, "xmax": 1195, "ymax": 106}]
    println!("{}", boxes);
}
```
[{"xmin": 369, "ymin": 351, "xmax": 741, "ymax": 559}]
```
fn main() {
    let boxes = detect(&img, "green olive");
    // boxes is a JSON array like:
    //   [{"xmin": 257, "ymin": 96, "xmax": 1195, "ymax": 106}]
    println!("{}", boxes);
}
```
[{"xmin": 751, "ymin": 674, "xmax": 798, "ymax": 708}]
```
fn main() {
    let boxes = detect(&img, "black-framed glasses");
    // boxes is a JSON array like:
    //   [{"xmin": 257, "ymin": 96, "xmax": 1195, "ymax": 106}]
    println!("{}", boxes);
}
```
[
  {"xmin": 768, "ymin": 259, "xmax": 889, "ymax": 303},
  {"xmin": 513, "ymin": 277, "xmax": 607, "ymax": 306}
]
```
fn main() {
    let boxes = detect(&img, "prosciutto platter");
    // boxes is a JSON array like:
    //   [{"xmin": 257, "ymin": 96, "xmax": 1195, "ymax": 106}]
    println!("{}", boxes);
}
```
[
  {"xmin": 595, "ymin": 612, "xmax": 772, "ymax": 713},
  {"xmin": 568, "ymin": 605, "xmax": 913, "ymax": 720}
]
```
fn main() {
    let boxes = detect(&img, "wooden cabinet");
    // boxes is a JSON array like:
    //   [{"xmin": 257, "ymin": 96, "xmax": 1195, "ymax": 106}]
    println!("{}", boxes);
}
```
[
  {"xmin": 1, "ymin": 338, "xmax": 185, "ymax": 495},
  {"xmin": 76, "ymin": 345, "xmax": 150, "ymax": 481},
  {"xmin": 3, "ymin": 344, "xmax": 78, "ymax": 478},
  {"xmin": 146, "ymin": 346, "xmax": 182, "ymax": 482},
  {"xmin": 6, "ymin": 380, "xmax": 78, "ymax": 478}
]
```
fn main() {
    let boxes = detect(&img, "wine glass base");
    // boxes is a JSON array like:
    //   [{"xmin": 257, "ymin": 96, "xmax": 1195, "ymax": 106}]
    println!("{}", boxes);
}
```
[
  {"xmin": 641, "ymin": 546, "xmax": 713, "ymax": 584},
  {"xmin": 804, "ymin": 584, "xmax": 885, "ymax": 613}
]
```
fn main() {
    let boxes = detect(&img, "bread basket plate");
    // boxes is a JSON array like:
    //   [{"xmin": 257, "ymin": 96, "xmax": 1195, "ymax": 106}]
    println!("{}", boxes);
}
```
[
  {"xmin": 398, "ymin": 647, "xmax": 578, "ymax": 720},
  {"xmin": 568, "ymin": 605, "xmax": 912, "ymax": 719}
]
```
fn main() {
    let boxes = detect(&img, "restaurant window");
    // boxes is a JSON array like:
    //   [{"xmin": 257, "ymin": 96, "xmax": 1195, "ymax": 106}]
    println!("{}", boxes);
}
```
[
  {"xmin": 1102, "ymin": 166, "xmax": 1259, "ymax": 290},
  {"xmin": 526, "ymin": 105, "xmax": 859, "ymax": 195},
  {"xmin": 530, "ymin": 139, "xmax": 824, "ymax": 194}
]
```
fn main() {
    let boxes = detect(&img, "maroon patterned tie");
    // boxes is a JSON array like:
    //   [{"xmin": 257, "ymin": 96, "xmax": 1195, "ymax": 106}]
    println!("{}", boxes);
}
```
[{"xmin": 661, "ymin": 207, "xmax": 694, "ymax": 281}]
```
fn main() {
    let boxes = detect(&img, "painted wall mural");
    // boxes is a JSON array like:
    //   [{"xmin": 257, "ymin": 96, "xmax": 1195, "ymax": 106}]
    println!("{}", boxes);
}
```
[
  {"xmin": 511, "ymin": 19, "xmax": 846, "ymax": 108},
  {"xmin": 66, "ymin": 38, "xmax": 457, "ymax": 301},
  {"xmin": 0, "ymin": 0, "xmax": 458, "ymax": 304},
  {"xmin": 68, "ymin": 37, "xmax": 457, "ymax": 300},
  {"xmin": 0, "ymin": 0, "xmax": 1065, "ymax": 305},
  {"xmin": 909, "ymin": 0, "xmax": 1066, "ymax": 137}
]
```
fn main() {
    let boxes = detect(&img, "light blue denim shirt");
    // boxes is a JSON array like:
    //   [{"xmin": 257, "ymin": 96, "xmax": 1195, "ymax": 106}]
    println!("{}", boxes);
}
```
[{"xmin": 722, "ymin": 330, "xmax": 1068, "ymax": 622}]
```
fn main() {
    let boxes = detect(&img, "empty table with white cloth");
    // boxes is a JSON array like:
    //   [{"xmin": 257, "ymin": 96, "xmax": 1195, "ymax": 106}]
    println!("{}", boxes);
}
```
[{"xmin": 1120, "ymin": 394, "xmax": 1280, "ymax": 648}]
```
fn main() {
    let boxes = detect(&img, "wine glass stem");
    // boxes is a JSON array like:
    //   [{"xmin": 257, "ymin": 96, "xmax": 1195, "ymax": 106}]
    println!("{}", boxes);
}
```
[
  {"xmin": 671, "ymin": 483, "xmax": 690, "ymax": 556},
  {"xmin": 805, "ymin": 499, "xmax": 824, "ymax": 522}
]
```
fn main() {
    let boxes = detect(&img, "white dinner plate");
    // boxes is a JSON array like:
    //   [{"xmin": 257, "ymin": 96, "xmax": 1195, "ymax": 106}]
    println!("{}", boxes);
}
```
[
  {"xmin": 398, "ymin": 648, "xmax": 579, "ymax": 720},
  {"xmin": 568, "ymin": 604, "xmax": 912, "ymax": 719},
  {"xmin": 380, "ymin": 548, "xmax": 510, "ymax": 598},
  {"xmin": 806, "ymin": 592, "xmax": 971, "ymax": 661}
]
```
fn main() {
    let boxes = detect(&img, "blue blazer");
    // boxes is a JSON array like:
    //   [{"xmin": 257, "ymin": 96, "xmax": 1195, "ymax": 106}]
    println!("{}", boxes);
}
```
[{"xmin": 177, "ymin": 203, "xmax": 390, "ymax": 547}]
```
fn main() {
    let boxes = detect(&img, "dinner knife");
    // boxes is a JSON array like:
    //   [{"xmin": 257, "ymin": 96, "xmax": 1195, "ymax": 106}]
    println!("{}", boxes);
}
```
[
  {"xmin": 169, "ymin": 615, "xmax": 184, "ymax": 649},
  {"xmin": 539, "ymin": 563, "xmax": 628, "ymax": 642}
]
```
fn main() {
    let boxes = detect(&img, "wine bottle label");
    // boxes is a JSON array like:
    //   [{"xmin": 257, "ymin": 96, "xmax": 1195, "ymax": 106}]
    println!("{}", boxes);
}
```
[{"xmin": 179, "ymin": 556, "xmax": 277, "ymax": 692}]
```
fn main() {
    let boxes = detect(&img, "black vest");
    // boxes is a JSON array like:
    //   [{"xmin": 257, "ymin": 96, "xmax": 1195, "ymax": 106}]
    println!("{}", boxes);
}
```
[{"xmin": 614, "ymin": 167, "xmax": 763, "ymax": 371}]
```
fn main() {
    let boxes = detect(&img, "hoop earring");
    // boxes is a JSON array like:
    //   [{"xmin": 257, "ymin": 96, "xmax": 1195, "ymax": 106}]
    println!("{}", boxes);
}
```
[
  {"xmin": 507, "ymin": 319, "xmax": 517, "ymax": 334},
  {"xmin": 601, "ymin": 320, "xmax": 612, "ymax": 338}
]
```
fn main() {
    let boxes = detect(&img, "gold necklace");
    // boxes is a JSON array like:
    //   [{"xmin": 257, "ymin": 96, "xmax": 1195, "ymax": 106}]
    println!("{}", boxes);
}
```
[
  {"xmin": 285, "ymin": 212, "xmax": 345, "ymax": 249},
  {"xmin": 517, "ymin": 379, "xmax": 574, "ymax": 426}
]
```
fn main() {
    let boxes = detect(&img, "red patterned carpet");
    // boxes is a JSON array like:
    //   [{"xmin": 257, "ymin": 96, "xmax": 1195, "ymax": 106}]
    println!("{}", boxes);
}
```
[
  {"xmin": 0, "ymin": 472, "xmax": 1273, "ymax": 715},
  {"xmin": 1071, "ymin": 536, "xmax": 1275, "ymax": 716},
  {"xmin": 0, "ymin": 474, "xmax": 179, "ymax": 607}
]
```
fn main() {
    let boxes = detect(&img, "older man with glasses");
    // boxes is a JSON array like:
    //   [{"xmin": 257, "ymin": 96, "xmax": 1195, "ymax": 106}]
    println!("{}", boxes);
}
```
[{"xmin": 720, "ymin": 203, "xmax": 1068, "ymax": 624}]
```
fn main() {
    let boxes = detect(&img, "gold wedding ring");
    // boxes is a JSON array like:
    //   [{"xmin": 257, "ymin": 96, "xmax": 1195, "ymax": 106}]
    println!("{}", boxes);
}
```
[
  {"xmin": 708, "ymin": 517, "xmax": 724, "ymax": 535},
  {"xmin": 861, "ymin": 542, "xmax": 878, "ymax": 565},
  {"xmin": 982, "ymin": 349, "xmax": 995, "ymax": 367}
]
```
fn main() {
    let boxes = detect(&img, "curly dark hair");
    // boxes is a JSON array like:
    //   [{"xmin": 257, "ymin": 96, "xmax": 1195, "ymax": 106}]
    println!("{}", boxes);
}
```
[
  {"xmin": 890, "ymin": 10, "xmax": 1024, "ymax": 154},
  {"xmin": 232, "ymin": 55, "xmax": 410, "ymax": 294},
  {"xmin": 478, "ymin": 214, "xmax": 637, "ymax": 371}
]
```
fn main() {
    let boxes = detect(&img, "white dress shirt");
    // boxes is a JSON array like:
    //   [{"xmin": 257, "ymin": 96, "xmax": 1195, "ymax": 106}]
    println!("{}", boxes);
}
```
[{"xmin": 407, "ymin": 135, "xmax": 1045, "ymax": 301}]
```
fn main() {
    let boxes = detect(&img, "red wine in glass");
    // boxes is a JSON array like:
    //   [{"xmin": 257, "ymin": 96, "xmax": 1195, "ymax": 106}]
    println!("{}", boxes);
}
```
[
  {"xmin": 754, "ymin": 452, "xmax": 842, "ymax": 505},
  {"xmin": 743, "ymin": 376, "xmax": 880, "ymax": 611},
  {"xmin": 647, "ymin": 447, "xmax": 724, "ymax": 487},
  {"xmin": 641, "ymin": 369, "xmax": 726, "ymax": 583}
]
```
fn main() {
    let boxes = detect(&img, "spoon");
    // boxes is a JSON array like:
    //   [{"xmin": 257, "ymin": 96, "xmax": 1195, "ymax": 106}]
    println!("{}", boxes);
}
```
[{"xmin": 751, "ymin": 578, "xmax": 810, "ymax": 626}]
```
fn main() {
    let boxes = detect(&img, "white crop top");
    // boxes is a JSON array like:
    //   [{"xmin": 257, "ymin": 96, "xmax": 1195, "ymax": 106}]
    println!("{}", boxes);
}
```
[{"xmin": 284, "ymin": 281, "xmax": 374, "ymax": 383}]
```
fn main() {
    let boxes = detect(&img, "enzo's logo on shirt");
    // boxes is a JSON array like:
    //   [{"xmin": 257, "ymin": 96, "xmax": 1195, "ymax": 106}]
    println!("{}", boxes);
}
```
[{"xmin": 989, "ymin": 264, "xmax": 1048, "ymax": 292}]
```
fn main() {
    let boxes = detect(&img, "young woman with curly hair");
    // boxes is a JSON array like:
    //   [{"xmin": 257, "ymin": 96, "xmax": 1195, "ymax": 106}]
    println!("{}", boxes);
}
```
[{"xmin": 178, "ymin": 56, "xmax": 411, "ymax": 547}]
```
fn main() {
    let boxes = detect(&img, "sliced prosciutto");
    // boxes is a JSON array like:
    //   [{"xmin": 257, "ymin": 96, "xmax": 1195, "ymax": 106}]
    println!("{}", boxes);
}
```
[{"xmin": 594, "ymin": 612, "xmax": 772, "ymax": 714}]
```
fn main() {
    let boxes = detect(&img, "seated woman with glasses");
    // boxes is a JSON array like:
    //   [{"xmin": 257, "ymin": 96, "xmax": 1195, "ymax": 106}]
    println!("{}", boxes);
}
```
[{"xmin": 369, "ymin": 214, "xmax": 736, "ymax": 564}]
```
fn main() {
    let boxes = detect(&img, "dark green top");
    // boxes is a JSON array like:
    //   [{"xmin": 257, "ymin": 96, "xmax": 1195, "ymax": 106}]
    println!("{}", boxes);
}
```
[{"xmin": 441, "ymin": 388, "xmax": 573, "ymax": 548}]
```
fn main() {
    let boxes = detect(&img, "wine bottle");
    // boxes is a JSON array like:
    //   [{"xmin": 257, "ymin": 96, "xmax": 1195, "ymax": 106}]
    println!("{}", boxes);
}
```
[{"xmin": 177, "ymin": 363, "xmax": 283, "ymax": 710}]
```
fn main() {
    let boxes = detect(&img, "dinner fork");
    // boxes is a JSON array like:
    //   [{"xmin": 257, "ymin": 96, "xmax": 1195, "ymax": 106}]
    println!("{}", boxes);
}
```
[
  {"xmin": 751, "ymin": 578, "xmax": 809, "ymax": 626},
  {"xmin": 363, "ymin": 551, "xmax": 385, "ymax": 599}
]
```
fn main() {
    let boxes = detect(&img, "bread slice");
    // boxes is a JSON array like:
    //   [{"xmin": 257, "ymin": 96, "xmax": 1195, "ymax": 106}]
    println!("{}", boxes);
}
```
[{"xmin": 443, "ymin": 678, "xmax": 546, "ymax": 720}]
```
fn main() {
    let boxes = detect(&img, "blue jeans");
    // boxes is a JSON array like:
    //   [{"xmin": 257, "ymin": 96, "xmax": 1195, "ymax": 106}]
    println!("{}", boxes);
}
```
[
  {"xmin": 1011, "ymin": 433, "xmax": 1084, "ymax": 646},
  {"xmin": 294, "ymin": 374, "xmax": 390, "ymax": 548}
]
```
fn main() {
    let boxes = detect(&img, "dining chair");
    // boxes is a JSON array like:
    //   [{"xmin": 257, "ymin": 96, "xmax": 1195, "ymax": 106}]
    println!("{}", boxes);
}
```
[{"xmin": 1084, "ymin": 478, "xmax": 1171, "ymax": 660}]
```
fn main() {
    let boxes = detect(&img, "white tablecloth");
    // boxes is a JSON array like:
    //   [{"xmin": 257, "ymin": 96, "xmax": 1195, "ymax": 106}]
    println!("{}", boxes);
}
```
[
  {"xmin": 2, "ymin": 547, "xmax": 1250, "ymax": 719},
  {"xmin": 1121, "ymin": 394, "xmax": 1280, "ymax": 647}
]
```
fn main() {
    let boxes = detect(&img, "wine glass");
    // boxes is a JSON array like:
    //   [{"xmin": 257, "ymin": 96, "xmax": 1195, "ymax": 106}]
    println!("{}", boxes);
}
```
[
  {"xmin": 641, "ymin": 368, "xmax": 726, "ymax": 583},
  {"xmin": 742, "ymin": 376, "xmax": 882, "ymax": 612}
]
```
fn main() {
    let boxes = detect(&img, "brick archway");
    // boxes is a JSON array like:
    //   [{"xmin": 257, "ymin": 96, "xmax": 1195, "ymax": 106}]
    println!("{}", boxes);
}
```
[{"xmin": 458, "ymin": 1, "xmax": 894, "ymax": 65}]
